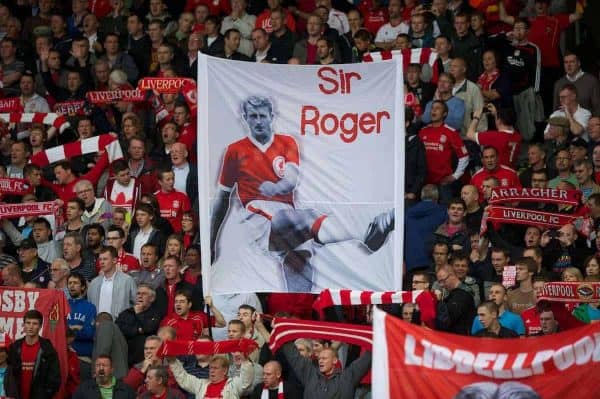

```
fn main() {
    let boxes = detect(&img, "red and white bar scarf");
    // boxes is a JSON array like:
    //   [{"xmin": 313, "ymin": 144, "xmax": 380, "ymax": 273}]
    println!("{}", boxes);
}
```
[
  {"xmin": 0, "ymin": 178, "xmax": 32, "ymax": 195},
  {"xmin": 312, "ymin": 289, "xmax": 424, "ymax": 312},
  {"xmin": 538, "ymin": 282, "xmax": 600, "ymax": 303},
  {"xmin": 268, "ymin": 318, "xmax": 372, "ymax": 353},
  {"xmin": 156, "ymin": 338, "xmax": 258, "ymax": 357},
  {"xmin": 30, "ymin": 134, "xmax": 123, "ymax": 166},
  {"xmin": 261, "ymin": 380, "xmax": 284, "ymax": 399},
  {"xmin": 488, "ymin": 187, "xmax": 582, "ymax": 206},
  {"xmin": 484, "ymin": 205, "xmax": 577, "ymax": 229},
  {"xmin": 86, "ymin": 89, "xmax": 145, "ymax": 104},
  {"xmin": 0, "ymin": 201, "xmax": 58, "ymax": 219},
  {"xmin": 0, "ymin": 112, "xmax": 70, "ymax": 133},
  {"xmin": 362, "ymin": 48, "xmax": 440, "ymax": 82}
]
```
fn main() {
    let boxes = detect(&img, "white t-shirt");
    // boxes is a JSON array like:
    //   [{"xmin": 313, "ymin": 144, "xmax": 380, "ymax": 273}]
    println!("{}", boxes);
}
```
[
  {"xmin": 375, "ymin": 22, "xmax": 409, "ymax": 44},
  {"xmin": 328, "ymin": 9, "xmax": 350, "ymax": 35},
  {"xmin": 544, "ymin": 105, "xmax": 592, "ymax": 141}
]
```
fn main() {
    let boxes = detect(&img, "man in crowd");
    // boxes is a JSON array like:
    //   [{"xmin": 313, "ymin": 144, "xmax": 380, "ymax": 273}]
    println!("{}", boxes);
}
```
[
  {"xmin": 105, "ymin": 225, "xmax": 140, "ymax": 273},
  {"xmin": 472, "ymin": 282, "xmax": 525, "ymax": 335},
  {"xmin": 88, "ymin": 246, "xmax": 137, "ymax": 320},
  {"xmin": 67, "ymin": 272, "xmax": 97, "ymax": 379},
  {"xmin": 470, "ymin": 146, "xmax": 521, "ymax": 194},
  {"xmin": 130, "ymin": 243, "xmax": 165, "ymax": 289},
  {"xmin": 474, "ymin": 301, "xmax": 519, "ymax": 338},
  {"xmin": 116, "ymin": 283, "xmax": 163, "ymax": 366},
  {"xmin": 18, "ymin": 237, "xmax": 50, "ymax": 287},
  {"xmin": 63, "ymin": 232, "xmax": 97, "ymax": 281},
  {"xmin": 160, "ymin": 291, "xmax": 225, "ymax": 340},
  {"xmin": 435, "ymin": 264, "xmax": 476, "ymax": 335},
  {"xmin": 73, "ymin": 355, "xmax": 135, "ymax": 398},
  {"xmin": 8, "ymin": 310, "xmax": 61, "ymax": 399}
]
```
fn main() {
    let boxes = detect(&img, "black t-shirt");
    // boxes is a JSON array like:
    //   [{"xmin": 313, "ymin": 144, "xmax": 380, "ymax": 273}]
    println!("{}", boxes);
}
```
[{"xmin": 475, "ymin": 326, "xmax": 519, "ymax": 338}]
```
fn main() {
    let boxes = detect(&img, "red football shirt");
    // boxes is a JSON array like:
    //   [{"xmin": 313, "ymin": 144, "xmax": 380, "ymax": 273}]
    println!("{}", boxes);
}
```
[
  {"xmin": 155, "ymin": 190, "xmax": 192, "ymax": 233},
  {"xmin": 219, "ymin": 134, "xmax": 300, "ymax": 207},
  {"xmin": 160, "ymin": 311, "xmax": 211, "ymax": 340},
  {"xmin": 418, "ymin": 124, "xmax": 469, "ymax": 184},
  {"xmin": 475, "ymin": 129, "xmax": 522, "ymax": 168},
  {"xmin": 529, "ymin": 14, "xmax": 570, "ymax": 68},
  {"xmin": 470, "ymin": 165, "xmax": 522, "ymax": 195},
  {"xmin": 205, "ymin": 379, "xmax": 228, "ymax": 398},
  {"xmin": 20, "ymin": 340, "xmax": 41, "ymax": 399}
]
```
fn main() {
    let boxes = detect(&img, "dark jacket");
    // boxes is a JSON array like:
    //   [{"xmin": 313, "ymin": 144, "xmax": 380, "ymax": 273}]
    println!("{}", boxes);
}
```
[
  {"xmin": 125, "ymin": 227, "xmax": 166, "ymax": 258},
  {"xmin": 155, "ymin": 280, "xmax": 203, "ymax": 317},
  {"xmin": 442, "ymin": 287, "xmax": 477, "ymax": 335},
  {"xmin": 8, "ymin": 337, "xmax": 61, "ymax": 399},
  {"xmin": 281, "ymin": 342, "xmax": 371, "ymax": 399},
  {"xmin": 72, "ymin": 378, "xmax": 136, "ymax": 399},
  {"xmin": 542, "ymin": 238, "xmax": 594, "ymax": 279},
  {"xmin": 405, "ymin": 134, "xmax": 427, "ymax": 198},
  {"xmin": 405, "ymin": 200, "xmax": 447, "ymax": 270},
  {"xmin": 204, "ymin": 35, "xmax": 225, "ymax": 57},
  {"xmin": 269, "ymin": 29, "xmax": 295, "ymax": 64},
  {"xmin": 115, "ymin": 304, "xmax": 163, "ymax": 366},
  {"xmin": 250, "ymin": 380, "xmax": 302, "ymax": 399},
  {"xmin": 138, "ymin": 387, "xmax": 185, "ymax": 399}
]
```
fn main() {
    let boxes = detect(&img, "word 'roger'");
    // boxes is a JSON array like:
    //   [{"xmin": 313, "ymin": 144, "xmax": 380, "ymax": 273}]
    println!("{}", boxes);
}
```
[
  {"xmin": 404, "ymin": 333, "xmax": 600, "ymax": 379},
  {"xmin": 300, "ymin": 67, "xmax": 391, "ymax": 144}
]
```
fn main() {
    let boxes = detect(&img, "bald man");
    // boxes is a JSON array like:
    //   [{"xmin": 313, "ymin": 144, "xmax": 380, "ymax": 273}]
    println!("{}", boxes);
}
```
[
  {"xmin": 460, "ymin": 184, "xmax": 482, "ymax": 231},
  {"xmin": 280, "ymin": 341, "xmax": 371, "ymax": 398},
  {"xmin": 170, "ymin": 142, "xmax": 198, "ymax": 205},
  {"xmin": 250, "ymin": 360, "xmax": 299, "ymax": 398}
]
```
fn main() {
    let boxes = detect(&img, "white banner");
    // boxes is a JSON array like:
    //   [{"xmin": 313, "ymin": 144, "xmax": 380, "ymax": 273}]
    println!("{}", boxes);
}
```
[{"xmin": 198, "ymin": 55, "xmax": 404, "ymax": 294}]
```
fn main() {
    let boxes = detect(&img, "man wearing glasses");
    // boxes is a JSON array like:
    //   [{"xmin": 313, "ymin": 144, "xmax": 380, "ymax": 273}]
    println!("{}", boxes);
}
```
[
  {"xmin": 412, "ymin": 271, "xmax": 437, "ymax": 329},
  {"xmin": 435, "ymin": 264, "xmax": 476, "ymax": 335}
]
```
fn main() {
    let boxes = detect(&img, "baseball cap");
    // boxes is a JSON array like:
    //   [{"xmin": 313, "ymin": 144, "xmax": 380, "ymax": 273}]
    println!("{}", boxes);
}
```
[
  {"xmin": 19, "ymin": 237, "xmax": 37, "ymax": 250},
  {"xmin": 569, "ymin": 137, "xmax": 588, "ymax": 149},
  {"xmin": 548, "ymin": 117, "xmax": 569, "ymax": 129}
]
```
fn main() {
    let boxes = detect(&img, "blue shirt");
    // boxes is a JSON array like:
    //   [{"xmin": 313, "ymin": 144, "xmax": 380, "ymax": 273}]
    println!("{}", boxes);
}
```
[
  {"xmin": 421, "ymin": 96, "xmax": 466, "ymax": 132},
  {"xmin": 471, "ymin": 309, "xmax": 525, "ymax": 335}
]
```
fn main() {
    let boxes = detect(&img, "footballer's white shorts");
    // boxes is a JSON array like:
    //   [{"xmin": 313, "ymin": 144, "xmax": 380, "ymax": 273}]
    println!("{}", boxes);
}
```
[{"xmin": 243, "ymin": 200, "xmax": 315, "ymax": 257}]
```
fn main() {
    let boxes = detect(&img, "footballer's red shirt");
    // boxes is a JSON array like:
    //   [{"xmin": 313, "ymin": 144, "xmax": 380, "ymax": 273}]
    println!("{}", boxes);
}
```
[
  {"xmin": 219, "ymin": 134, "xmax": 299, "ymax": 207},
  {"xmin": 418, "ymin": 124, "xmax": 469, "ymax": 185},
  {"xmin": 475, "ymin": 129, "xmax": 522, "ymax": 168}
]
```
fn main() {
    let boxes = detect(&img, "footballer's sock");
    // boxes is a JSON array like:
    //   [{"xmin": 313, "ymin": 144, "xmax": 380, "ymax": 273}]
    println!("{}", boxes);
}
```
[{"xmin": 315, "ymin": 216, "xmax": 360, "ymax": 244}]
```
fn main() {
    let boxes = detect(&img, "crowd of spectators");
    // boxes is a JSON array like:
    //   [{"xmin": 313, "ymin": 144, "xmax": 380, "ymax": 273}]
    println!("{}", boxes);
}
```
[{"xmin": 0, "ymin": 0, "xmax": 597, "ymax": 398}]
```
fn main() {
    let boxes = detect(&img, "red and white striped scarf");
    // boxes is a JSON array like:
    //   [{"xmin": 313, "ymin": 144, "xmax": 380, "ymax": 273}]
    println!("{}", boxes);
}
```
[
  {"xmin": 30, "ymin": 134, "xmax": 123, "ymax": 166},
  {"xmin": 0, "ymin": 112, "xmax": 70, "ymax": 133},
  {"xmin": 362, "ymin": 48, "xmax": 440, "ymax": 82},
  {"xmin": 312, "ymin": 289, "xmax": 424, "ymax": 312},
  {"xmin": 261, "ymin": 380, "xmax": 284, "ymax": 399},
  {"xmin": 268, "ymin": 318, "xmax": 372, "ymax": 353}
]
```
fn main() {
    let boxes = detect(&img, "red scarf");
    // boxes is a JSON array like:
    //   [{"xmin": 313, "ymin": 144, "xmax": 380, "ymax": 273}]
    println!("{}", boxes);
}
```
[
  {"xmin": 488, "ymin": 187, "xmax": 582, "ymax": 206},
  {"xmin": 538, "ymin": 282, "xmax": 600, "ymax": 303},
  {"xmin": 312, "ymin": 289, "xmax": 423, "ymax": 312},
  {"xmin": 477, "ymin": 69, "xmax": 500, "ymax": 91},
  {"xmin": 261, "ymin": 380, "xmax": 284, "ymax": 399},
  {"xmin": 156, "ymin": 338, "xmax": 258, "ymax": 357},
  {"xmin": 483, "ymin": 205, "xmax": 577, "ymax": 230}
]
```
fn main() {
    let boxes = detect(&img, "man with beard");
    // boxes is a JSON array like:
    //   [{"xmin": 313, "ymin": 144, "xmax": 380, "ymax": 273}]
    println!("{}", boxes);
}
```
[{"xmin": 73, "ymin": 355, "xmax": 135, "ymax": 399}]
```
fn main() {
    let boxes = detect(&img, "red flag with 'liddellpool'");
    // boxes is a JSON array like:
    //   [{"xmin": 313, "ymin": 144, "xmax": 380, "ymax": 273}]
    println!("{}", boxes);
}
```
[{"xmin": 372, "ymin": 307, "xmax": 600, "ymax": 399}]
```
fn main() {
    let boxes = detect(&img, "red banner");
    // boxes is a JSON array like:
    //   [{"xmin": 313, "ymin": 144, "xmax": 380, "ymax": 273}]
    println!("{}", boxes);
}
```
[
  {"xmin": 54, "ymin": 100, "xmax": 87, "ymax": 116},
  {"xmin": 538, "ymin": 282, "xmax": 600, "ymax": 303},
  {"xmin": 0, "ymin": 97, "xmax": 22, "ymax": 113},
  {"xmin": 0, "ymin": 288, "xmax": 70, "ymax": 398},
  {"xmin": 0, "ymin": 201, "xmax": 57, "ymax": 218},
  {"xmin": 157, "ymin": 338, "xmax": 258, "ymax": 357},
  {"xmin": 137, "ymin": 77, "xmax": 196, "ymax": 93},
  {"xmin": 372, "ymin": 308, "xmax": 600, "ymax": 399},
  {"xmin": 86, "ymin": 89, "xmax": 145, "ymax": 104},
  {"xmin": 0, "ymin": 178, "xmax": 32, "ymax": 195},
  {"xmin": 489, "ymin": 187, "xmax": 582, "ymax": 206},
  {"xmin": 486, "ymin": 206, "xmax": 577, "ymax": 229}
]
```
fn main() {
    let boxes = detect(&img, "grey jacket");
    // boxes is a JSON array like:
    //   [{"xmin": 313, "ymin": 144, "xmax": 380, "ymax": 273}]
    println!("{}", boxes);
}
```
[
  {"xmin": 88, "ymin": 270, "xmax": 137, "ymax": 320},
  {"xmin": 282, "ymin": 342, "xmax": 371, "ymax": 399},
  {"xmin": 92, "ymin": 320, "xmax": 129, "ymax": 379}
]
